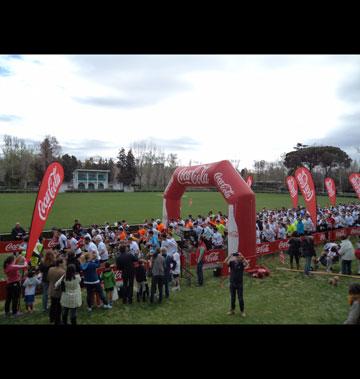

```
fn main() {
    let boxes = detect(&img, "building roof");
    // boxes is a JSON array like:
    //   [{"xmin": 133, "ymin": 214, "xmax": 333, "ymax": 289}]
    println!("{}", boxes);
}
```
[{"xmin": 73, "ymin": 169, "xmax": 110, "ymax": 173}]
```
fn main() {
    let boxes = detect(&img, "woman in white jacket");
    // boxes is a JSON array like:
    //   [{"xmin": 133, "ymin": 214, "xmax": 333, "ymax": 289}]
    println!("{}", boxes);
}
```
[{"xmin": 338, "ymin": 236, "xmax": 356, "ymax": 275}]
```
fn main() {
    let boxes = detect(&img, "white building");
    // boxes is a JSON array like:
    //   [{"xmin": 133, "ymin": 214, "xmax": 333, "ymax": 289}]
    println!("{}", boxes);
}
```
[{"xmin": 73, "ymin": 169, "xmax": 110, "ymax": 190}]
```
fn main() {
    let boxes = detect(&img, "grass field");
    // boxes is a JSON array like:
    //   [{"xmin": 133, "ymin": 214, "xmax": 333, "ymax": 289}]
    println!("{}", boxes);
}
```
[
  {"xmin": 0, "ymin": 192, "xmax": 359, "ymax": 324},
  {"xmin": 0, "ymin": 192, "xmax": 358, "ymax": 234},
  {"xmin": 0, "ymin": 251, "xmax": 359, "ymax": 325}
]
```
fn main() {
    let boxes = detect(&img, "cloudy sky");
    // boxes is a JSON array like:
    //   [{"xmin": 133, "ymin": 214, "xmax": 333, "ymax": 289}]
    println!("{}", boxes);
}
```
[{"xmin": 0, "ymin": 54, "xmax": 359, "ymax": 168}]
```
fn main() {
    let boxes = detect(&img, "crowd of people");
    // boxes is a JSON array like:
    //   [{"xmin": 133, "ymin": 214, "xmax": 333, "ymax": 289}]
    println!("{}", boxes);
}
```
[{"xmin": 2, "ymin": 202, "xmax": 360, "ymax": 324}]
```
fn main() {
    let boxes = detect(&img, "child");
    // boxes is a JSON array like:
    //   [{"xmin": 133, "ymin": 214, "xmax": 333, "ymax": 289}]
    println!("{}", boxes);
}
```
[
  {"xmin": 100, "ymin": 262, "xmax": 116, "ymax": 307},
  {"xmin": 22, "ymin": 270, "xmax": 41, "ymax": 313},
  {"xmin": 135, "ymin": 260, "xmax": 149, "ymax": 302}
]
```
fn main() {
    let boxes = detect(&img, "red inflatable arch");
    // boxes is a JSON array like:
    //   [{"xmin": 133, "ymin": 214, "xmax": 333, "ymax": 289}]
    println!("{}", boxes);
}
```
[{"xmin": 163, "ymin": 160, "xmax": 265, "ymax": 273}]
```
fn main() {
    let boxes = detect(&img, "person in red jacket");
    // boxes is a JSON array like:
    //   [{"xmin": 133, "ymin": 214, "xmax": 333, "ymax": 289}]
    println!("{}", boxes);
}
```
[{"xmin": 3, "ymin": 255, "xmax": 28, "ymax": 317}]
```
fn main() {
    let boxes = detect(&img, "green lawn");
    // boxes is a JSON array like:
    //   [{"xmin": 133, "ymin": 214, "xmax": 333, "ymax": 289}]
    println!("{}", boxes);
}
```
[
  {"xmin": 0, "ymin": 192, "xmax": 358, "ymax": 234},
  {"xmin": 0, "ymin": 252, "xmax": 358, "ymax": 325}
]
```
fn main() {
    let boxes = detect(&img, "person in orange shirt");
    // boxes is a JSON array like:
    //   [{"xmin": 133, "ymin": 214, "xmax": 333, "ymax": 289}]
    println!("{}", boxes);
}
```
[
  {"xmin": 185, "ymin": 219, "xmax": 193, "ymax": 229},
  {"xmin": 118, "ymin": 227, "xmax": 127, "ymax": 241},
  {"xmin": 157, "ymin": 220, "xmax": 165, "ymax": 233}
]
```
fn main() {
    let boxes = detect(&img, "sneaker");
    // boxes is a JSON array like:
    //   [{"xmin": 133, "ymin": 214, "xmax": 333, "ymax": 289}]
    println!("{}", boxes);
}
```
[
  {"xmin": 13, "ymin": 312, "xmax": 23, "ymax": 317},
  {"xmin": 107, "ymin": 304, "xmax": 112, "ymax": 309},
  {"xmin": 87, "ymin": 307, "xmax": 92, "ymax": 312},
  {"xmin": 241, "ymin": 312, "xmax": 246, "ymax": 317},
  {"xmin": 227, "ymin": 310, "xmax": 235, "ymax": 315},
  {"xmin": 103, "ymin": 304, "xmax": 111, "ymax": 309}
]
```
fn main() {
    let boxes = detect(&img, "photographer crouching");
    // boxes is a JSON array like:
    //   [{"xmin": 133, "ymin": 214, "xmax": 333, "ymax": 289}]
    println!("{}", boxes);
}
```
[{"xmin": 224, "ymin": 252, "xmax": 249, "ymax": 317}]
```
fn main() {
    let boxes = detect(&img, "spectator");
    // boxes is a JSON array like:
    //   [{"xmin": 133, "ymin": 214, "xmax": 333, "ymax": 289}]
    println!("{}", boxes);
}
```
[
  {"xmin": 57, "ymin": 264, "xmax": 82, "ymax": 325},
  {"xmin": 67, "ymin": 231, "xmax": 82, "ymax": 257},
  {"xmin": 72, "ymin": 219, "xmax": 82, "ymax": 236},
  {"xmin": 80, "ymin": 252, "xmax": 110, "ymax": 311},
  {"xmin": 30, "ymin": 236, "xmax": 44, "ymax": 268},
  {"xmin": 129, "ymin": 236, "xmax": 140, "ymax": 257},
  {"xmin": 147, "ymin": 229, "xmax": 160, "ymax": 254},
  {"xmin": 338, "ymin": 235, "xmax": 356, "ymax": 275},
  {"xmin": 11, "ymin": 222, "xmax": 26, "ymax": 240},
  {"xmin": 344, "ymin": 283, "xmax": 360, "ymax": 324},
  {"xmin": 212, "ymin": 228, "xmax": 224, "ymax": 248},
  {"xmin": 100, "ymin": 262, "xmax": 116, "ymax": 307},
  {"xmin": 95, "ymin": 235, "xmax": 109, "ymax": 264},
  {"xmin": 296, "ymin": 218, "xmax": 305, "ymax": 236},
  {"xmin": 47, "ymin": 258, "xmax": 66, "ymax": 325},
  {"xmin": 135, "ymin": 259, "xmax": 149, "ymax": 302},
  {"xmin": 3, "ymin": 255, "xmax": 28, "ymax": 317},
  {"xmin": 150, "ymin": 248, "xmax": 165, "ymax": 304},
  {"xmin": 356, "ymin": 237, "xmax": 360, "ymax": 275},
  {"xmin": 39, "ymin": 250, "xmax": 56, "ymax": 312},
  {"xmin": 224, "ymin": 252, "xmax": 249, "ymax": 317},
  {"xmin": 84, "ymin": 235, "xmax": 100, "ymax": 260},
  {"xmin": 301, "ymin": 236, "xmax": 316, "ymax": 276},
  {"xmin": 22, "ymin": 269, "xmax": 41, "ymax": 313},
  {"xmin": 196, "ymin": 236, "xmax": 207, "ymax": 286},
  {"xmin": 66, "ymin": 251, "xmax": 81, "ymax": 274},
  {"xmin": 57, "ymin": 229, "xmax": 68, "ymax": 254},
  {"xmin": 287, "ymin": 232, "xmax": 301, "ymax": 270},
  {"xmin": 172, "ymin": 248, "xmax": 181, "ymax": 291},
  {"xmin": 161, "ymin": 247, "xmax": 176, "ymax": 299},
  {"xmin": 115, "ymin": 245, "xmax": 138, "ymax": 305}
]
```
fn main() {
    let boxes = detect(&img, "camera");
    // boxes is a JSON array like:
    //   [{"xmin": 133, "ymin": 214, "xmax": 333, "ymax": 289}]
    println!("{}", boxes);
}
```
[{"xmin": 232, "ymin": 252, "xmax": 239, "ymax": 257}]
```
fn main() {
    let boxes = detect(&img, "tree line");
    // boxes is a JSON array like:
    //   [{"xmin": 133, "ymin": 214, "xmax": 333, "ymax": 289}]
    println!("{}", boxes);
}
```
[
  {"xmin": 0, "ymin": 135, "xmax": 179, "ymax": 190},
  {"xmin": 0, "ymin": 135, "xmax": 358, "ymax": 193}
]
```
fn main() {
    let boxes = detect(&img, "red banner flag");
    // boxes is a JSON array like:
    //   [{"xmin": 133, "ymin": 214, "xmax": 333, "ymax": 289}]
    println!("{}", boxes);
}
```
[
  {"xmin": 286, "ymin": 175, "xmax": 298, "ymax": 208},
  {"xmin": 295, "ymin": 166, "xmax": 317, "ymax": 227},
  {"xmin": 26, "ymin": 162, "xmax": 64, "ymax": 260},
  {"xmin": 246, "ymin": 175, "xmax": 253, "ymax": 188},
  {"xmin": 324, "ymin": 177, "xmax": 336, "ymax": 206},
  {"xmin": 349, "ymin": 173, "xmax": 360, "ymax": 200}
]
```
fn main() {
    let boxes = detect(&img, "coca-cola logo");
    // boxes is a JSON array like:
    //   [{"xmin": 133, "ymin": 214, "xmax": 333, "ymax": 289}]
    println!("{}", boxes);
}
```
[
  {"xmin": 349, "ymin": 228, "xmax": 360, "ymax": 236},
  {"xmin": 278, "ymin": 241, "xmax": 289, "ymax": 250},
  {"xmin": 47, "ymin": 239, "xmax": 58, "ymax": 248},
  {"xmin": 5, "ymin": 242, "xmax": 22, "ymax": 252},
  {"xmin": 214, "ymin": 172, "xmax": 235, "ymax": 199},
  {"xmin": 296, "ymin": 169, "xmax": 314, "ymax": 201},
  {"xmin": 204, "ymin": 251, "xmax": 220, "ymax": 264},
  {"xmin": 287, "ymin": 177, "xmax": 297, "ymax": 198},
  {"xmin": 325, "ymin": 179, "xmax": 335, "ymax": 197},
  {"xmin": 350, "ymin": 175, "xmax": 360, "ymax": 194},
  {"xmin": 38, "ymin": 166, "xmax": 61, "ymax": 221},
  {"xmin": 114, "ymin": 270, "xmax": 123, "ymax": 281},
  {"xmin": 256, "ymin": 243, "xmax": 270, "ymax": 255},
  {"xmin": 177, "ymin": 165, "xmax": 210, "ymax": 185},
  {"xmin": 335, "ymin": 229, "xmax": 346, "ymax": 238}
]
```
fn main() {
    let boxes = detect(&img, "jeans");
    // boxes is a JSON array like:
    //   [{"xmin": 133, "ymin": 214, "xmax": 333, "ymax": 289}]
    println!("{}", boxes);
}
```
[
  {"xmin": 230, "ymin": 284, "xmax": 244, "ymax": 312},
  {"xmin": 122, "ymin": 274, "xmax": 134, "ymax": 304},
  {"xmin": 150, "ymin": 275, "xmax": 164, "ymax": 303},
  {"xmin": 85, "ymin": 283, "xmax": 108, "ymax": 308},
  {"xmin": 304, "ymin": 256, "xmax": 312, "ymax": 275},
  {"xmin": 197, "ymin": 262, "xmax": 204, "ymax": 285},
  {"xmin": 42, "ymin": 282, "xmax": 49, "ymax": 311},
  {"xmin": 49, "ymin": 297, "xmax": 62, "ymax": 325},
  {"xmin": 341, "ymin": 260, "xmax": 352, "ymax": 275},
  {"xmin": 62, "ymin": 307, "xmax": 77, "ymax": 325},
  {"xmin": 164, "ymin": 273, "xmax": 170, "ymax": 298},
  {"xmin": 5, "ymin": 282, "xmax": 21, "ymax": 315}
]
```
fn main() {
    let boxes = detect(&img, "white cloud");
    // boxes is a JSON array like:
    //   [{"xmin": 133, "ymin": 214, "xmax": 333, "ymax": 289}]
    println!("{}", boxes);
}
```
[{"xmin": 0, "ymin": 54, "xmax": 359, "ymax": 168}]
